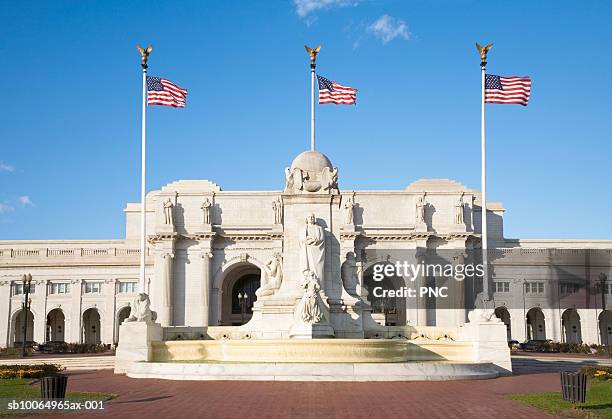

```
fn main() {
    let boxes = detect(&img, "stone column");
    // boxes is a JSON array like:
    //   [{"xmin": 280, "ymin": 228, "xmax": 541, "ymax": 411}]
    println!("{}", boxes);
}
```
[
  {"xmin": 31, "ymin": 282, "xmax": 46, "ymax": 345},
  {"xmin": 103, "ymin": 279, "xmax": 117, "ymax": 345},
  {"xmin": 415, "ymin": 249, "xmax": 428, "ymax": 326},
  {"xmin": 69, "ymin": 279, "xmax": 83, "ymax": 343},
  {"xmin": 149, "ymin": 233, "xmax": 176, "ymax": 327},
  {"xmin": 0, "ymin": 281, "xmax": 11, "ymax": 347},
  {"xmin": 201, "ymin": 251, "xmax": 212, "ymax": 326},
  {"xmin": 162, "ymin": 253, "xmax": 174, "ymax": 326},
  {"xmin": 452, "ymin": 250, "xmax": 467, "ymax": 326}
]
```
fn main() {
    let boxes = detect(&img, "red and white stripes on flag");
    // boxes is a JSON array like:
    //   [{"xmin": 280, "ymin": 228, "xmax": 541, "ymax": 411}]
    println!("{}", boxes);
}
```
[
  {"xmin": 485, "ymin": 75, "xmax": 531, "ymax": 106},
  {"xmin": 147, "ymin": 76, "xmax": 188, "ymax": 108},
  {"xmin": 317, "ymin": 75, "xmax": 357, "ymax": 105}
]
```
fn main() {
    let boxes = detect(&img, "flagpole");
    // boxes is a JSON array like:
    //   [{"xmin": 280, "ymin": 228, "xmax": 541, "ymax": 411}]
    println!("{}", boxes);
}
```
[
  {"xmin": 305, "ymin": 45, "xmax": 321, "ymax": 151},
  {"xmin": 137, "ymin": 45, "xmax": 152, "ymax": 293},
  {"xmin": 311, "ymin": 60, "xmax": 315, "ymax": 151},
  {"xmin": 476, "ymin": 42, "xmax": 492, "ymax": 304}
]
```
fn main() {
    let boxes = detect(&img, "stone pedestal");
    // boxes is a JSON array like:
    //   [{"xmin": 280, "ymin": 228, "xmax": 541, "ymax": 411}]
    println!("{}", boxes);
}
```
[
  {"xmin": 114, "ymin": 321, "xmax": 163, "ymax": 374},
  {"xmin": 458, "ymin": 318, "xmax": 512, "ymax": 374}
]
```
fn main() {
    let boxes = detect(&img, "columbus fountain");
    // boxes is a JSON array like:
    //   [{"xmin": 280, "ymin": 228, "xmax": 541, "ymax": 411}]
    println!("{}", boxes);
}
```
[{"xmin": 114, "ymin": 150, "xmax": 511, "ymax": 381}]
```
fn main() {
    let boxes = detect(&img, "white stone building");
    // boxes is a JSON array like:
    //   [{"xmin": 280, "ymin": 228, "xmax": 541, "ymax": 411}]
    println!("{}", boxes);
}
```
[{"xmin": 1, "ymin": 150, "xmax": 611, "ymax": 348}]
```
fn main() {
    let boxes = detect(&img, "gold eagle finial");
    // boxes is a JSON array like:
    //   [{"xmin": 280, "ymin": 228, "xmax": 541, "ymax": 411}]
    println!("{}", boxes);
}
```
[
  {"xmin": 475, "ymin": 42, "xmax": 493, "ymax": 64},
  {"xmin": 136, "ymin": 44, "xmax": 153, "ymax": 68},
  {"xmin": 304, "ymin": 45, "xmax": 321, "ymax": 65}
]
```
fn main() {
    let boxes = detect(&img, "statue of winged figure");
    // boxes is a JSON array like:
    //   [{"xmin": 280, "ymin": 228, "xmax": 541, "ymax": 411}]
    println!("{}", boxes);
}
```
[
  {"xmin": 136, "ymin": 44, "xmax": 153, "ymax": 66},
  {"xmin": 475, "ymin": 42, "xmax": 493, "ymax": 63},
  {"xmin": 304, "ymin": 45, "xmax": 321, "ymax": 63}
]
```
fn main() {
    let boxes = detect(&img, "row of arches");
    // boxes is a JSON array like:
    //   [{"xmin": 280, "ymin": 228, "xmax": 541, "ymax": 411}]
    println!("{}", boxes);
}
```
[
  {"xmin": 495, "ymin": 306, "xmax": 612, "ymax": 344},
  {"xmin": 12, "ymin": 306, "xmax": 132, "ymax": 347},
  {"xmin": 219, "ymin": 262, "xmax": 612, "ymax": 345}
]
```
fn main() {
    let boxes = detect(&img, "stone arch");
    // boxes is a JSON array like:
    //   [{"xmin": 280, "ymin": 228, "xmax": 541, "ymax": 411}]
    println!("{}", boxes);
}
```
[
  {"xmin": 494, "ymin": 306, "xmax": 511, "ymax": 341},
  {"xmin": 526, "ymin": 307, "xmax": 546, "ymax": 340},
  {"xmin": 11, "ymin": 307, "xmax": 35, "ymax": 347},
  {"xmin": 561, "ymin": 309, "xmax": 582, "ymax": 344},
  {"xmin": 599, "ymin": 310, "xmax": 611, "ymax": 347},
  {"xmin": 217, "ymin": 261, "xmax": 262, "ymax": 326},
  {"xmin": 82, "ymin": 307, "xmax": 101, "ymax": 344},
  {"xmin": 115, "ymin": 305, "xmax": 131, "ymax": 344},
  {"xmin": 46, "ymin": 308, "xmax": 65, "ymax": 342},
  {"xmin": 213, "ymin": 255, "xmax": 266, "ymax": 291},
  {"xmin": 363, "ymin": 262, "xmax": 407, "ymax": 326}
]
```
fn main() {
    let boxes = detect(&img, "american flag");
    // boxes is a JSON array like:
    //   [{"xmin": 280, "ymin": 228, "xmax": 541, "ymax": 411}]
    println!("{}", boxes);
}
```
[
  {"xmin": 147, "ymin": 76, "xmax": 188, "ymax": 108},
  {"xmin": 485, "ymin": 75, "xmax": 531, "ymax": 106},
  {"xmin": 317, "ymin": 75, "xmax": 357, "ymax": 105}
]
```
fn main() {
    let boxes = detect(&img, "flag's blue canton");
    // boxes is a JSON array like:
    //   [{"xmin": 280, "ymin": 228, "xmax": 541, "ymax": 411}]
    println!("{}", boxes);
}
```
[
  {"xmin": 317, "ymin": 75, "xmax": 335, "ymax": 91},
  {"xmin": 147, "ymin": 76, "xmax": 164, "ymax": 91},
  {"xmin": 485, "ymin": 74, "xmax": 503, "ymax": 90}
]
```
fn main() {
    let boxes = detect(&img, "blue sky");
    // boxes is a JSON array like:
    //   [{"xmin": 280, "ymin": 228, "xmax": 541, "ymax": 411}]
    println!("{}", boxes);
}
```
[{"xmin": 1, "ymin": 0, "xmax": 611, "ymax": 240}]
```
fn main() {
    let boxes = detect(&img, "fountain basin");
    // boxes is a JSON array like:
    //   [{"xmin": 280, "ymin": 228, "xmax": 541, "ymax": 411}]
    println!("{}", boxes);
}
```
[{"xmin": 150, "ymin": 339, "xmax": 474, "ymax": 363}]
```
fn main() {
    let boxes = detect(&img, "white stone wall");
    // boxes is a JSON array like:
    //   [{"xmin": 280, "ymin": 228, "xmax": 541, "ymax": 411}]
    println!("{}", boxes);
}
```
[{"xmin": 1, "ymin": 176, "xmax": 611, "ymax": 346}]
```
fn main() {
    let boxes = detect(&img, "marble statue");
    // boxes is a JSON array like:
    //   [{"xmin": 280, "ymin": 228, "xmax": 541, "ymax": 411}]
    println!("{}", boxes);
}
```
[
  {"xmin": 416, "ymin": 195, "xmax": 425, "ymax": 224},
  {"xmin": 343, "ymin": 197, "xmax": 354, "ymax": 225},
  {"xmin": 341, "ymin": 252, "xmax": 358, "ymax": 295},
  {"xmin": 272, "ymin": 198, "xmax": 283, "ymax": 224},
  {"xmin": 127, "ymin": 293, "xmax": 157, "ymax": 323},
  {"xmin": 297, "ymin": 271, "xmax": 323, "ymax": 324},
  {"xmin": 256, "ymin": 253, "xmax": 283, "ymax": 297},
  {"xmin": 299, "ymin": 214, "xmax": 325, "ymax": 282},
  {"xmin": 285, "ymin": 167, "xmax": 304, "ymax": 192},
  {"xmin": 455, "ymin": 195, "xmax": 464, "ymax": 225},
  {"xmin": 163, "ymin": 198, "xmax": 174, "ymax": 225},
  {"xmin": 321, "ymin": 167, "xmax": 338, "ymax": 192},
  {"xmin": 201, "ymin": 198, "xmax": 212, "ymax": 225}
]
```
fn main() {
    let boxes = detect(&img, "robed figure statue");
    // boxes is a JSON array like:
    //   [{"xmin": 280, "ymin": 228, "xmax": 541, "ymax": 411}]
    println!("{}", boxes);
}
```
[{"xmin": 299, "ymin": 214, "xmax": 325, "ymax": 283}]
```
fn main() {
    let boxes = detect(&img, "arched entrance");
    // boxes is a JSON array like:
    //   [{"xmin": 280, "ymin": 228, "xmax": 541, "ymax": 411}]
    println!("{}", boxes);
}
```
[
  {"xmin": 82, "ymin": 308, "xmax": 101, "ymax": 344},
  {"xmin": 221, "ymin": 264, "xmax": 261, "ymax": 326},
  {"xmin": 599, "ymin": 310, "xmax": 611, "ymax": 347},
  {"xmin": 561, "ymin": 309, "xmax": 582, "ymax": 343},
  {"xmin": 494, "ymin": 306, "xmax": 511, "ymax": 341},
  {"xmin": 363, "ymin": 264, "xmax": 407, "ymax": 326},
  {"xmin": 526, "ymin": 307, "xmax": 546, "ymax": 340},
  {"xmin": 115, "ymin": 306, "xmax": 131, "ymax": 344},
  {"xmin": 46, "ymin": 309, "xmax": 65, "ymax": 342},
  {"xmin": 13, "ymin": 309, "xmax": 34, "ymax": 347}
]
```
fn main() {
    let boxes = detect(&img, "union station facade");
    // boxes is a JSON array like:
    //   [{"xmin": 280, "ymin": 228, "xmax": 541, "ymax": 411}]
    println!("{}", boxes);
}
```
[{"xmin": 1, "ymin": 151, "xmax": 611, "ymax": 348}]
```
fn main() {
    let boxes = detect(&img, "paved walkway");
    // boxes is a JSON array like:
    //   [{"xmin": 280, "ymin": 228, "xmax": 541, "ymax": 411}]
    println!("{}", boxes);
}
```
[{"xmin": 46, "ymin": 370, "xmax": 562, "ymax": 418}]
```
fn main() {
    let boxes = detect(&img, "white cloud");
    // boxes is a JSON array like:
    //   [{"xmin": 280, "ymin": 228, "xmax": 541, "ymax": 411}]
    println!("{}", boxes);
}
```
[
  {"xmin": 0, "ymin": 203, "xmax": 14, "ymax": 214},
  {"xmin": 367, "ymin": 15, "xmax": 411, "ymax": 44},
  {"xmin": 0, "ymin": 162, "xmax": 15, "ymax": 172},
  {"xmin": 294, "ymin": 0, "xmax": 361, "ymax": 18},
  {"xmin": 18, "ymin": 196, "xmax": 34, "ymax": 206}
]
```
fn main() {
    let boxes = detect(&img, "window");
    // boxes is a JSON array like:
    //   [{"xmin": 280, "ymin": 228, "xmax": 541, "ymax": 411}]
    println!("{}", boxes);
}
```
[
  {"xmin": 525, "ymin": 282, "xmax": 544, "ymax": 294},
  {"xmin": 12, "ymin": 283, "xmax": 35, "ymax": 296},
  {"xmin": 118, "ymin": 282, "xmax": 138, "ymax": 294},
  {"xmin": 49, "ymin": 283, "xmax": 70, "ymax": 294},
  {"xmin": 494, "ymin": 282, "xmax": 510, "ymax": 293},
  {"xmin": 84, "ymin": 282, "xmax": 102, "ymax": 294},
  {"xmin": 560, "ymin": 283, "xmax": 579, "ymax": 295}
]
